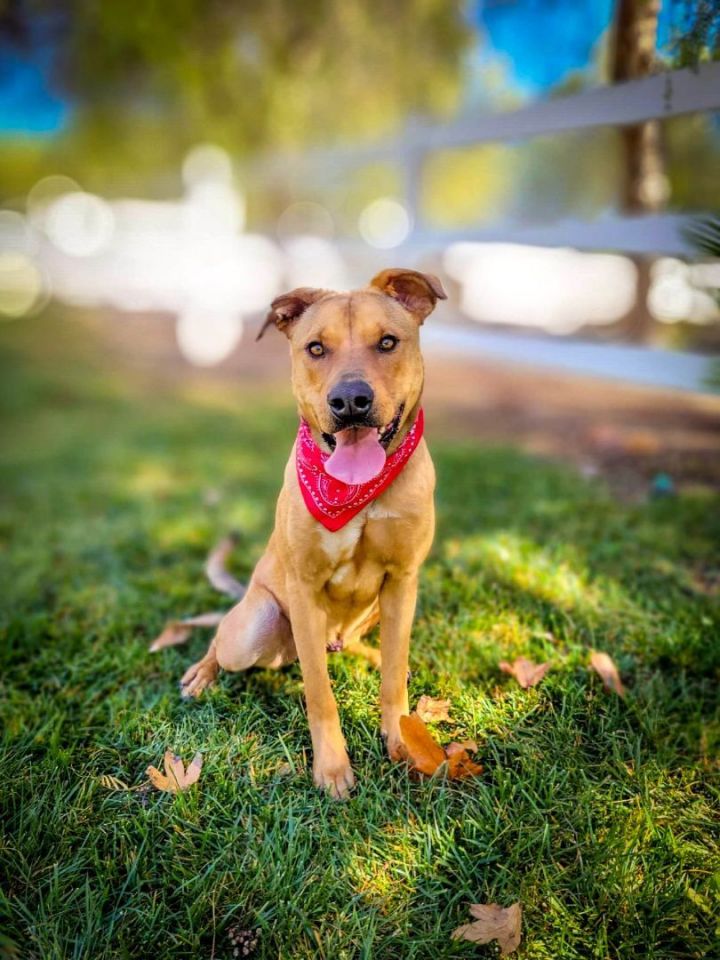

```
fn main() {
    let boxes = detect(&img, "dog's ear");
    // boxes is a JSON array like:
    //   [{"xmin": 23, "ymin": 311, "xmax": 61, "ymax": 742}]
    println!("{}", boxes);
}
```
[
  {"xmin": 256, "ymin": 287, "xmax": 328, "ymax": 341},
  {"xmin": 370, "ymin": 268, "xmax": 447, "ymax": 324}
]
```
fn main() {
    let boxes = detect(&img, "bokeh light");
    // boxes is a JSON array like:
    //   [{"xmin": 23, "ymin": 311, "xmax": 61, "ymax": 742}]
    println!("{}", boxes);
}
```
[
  {"xmin": 444, "ymin": 243, "xmax": 637, "ymax": 334},
  {"xmin": 44, "ymin": 191, "xmax": 115, "ymax": 257},
  {"xmin": 0, "ymin": 210, "xmax": 35, "ymax": 254},
  {"xmin": 182, "ymin": 143, "xmax": 234, "ymax": 188},
  {"xmin": 26, "ymin": 175, "xmax": 82, "ymax": 228},
  {"xmin": 648, "ymin": 257, "xmax": 719, "ymax": 324},
  {"xmin": 358, "ymin": 198, "xmax": 411, "ymax": 249},
  {"xmin": 277, "ymin": 201, "xmax": 335, "ymax": 241},
  {"xmin": 283, "ymin": 235, "xmax": 348, "ymax": 289},
  {"xmin": 176, "ymin": 308, "xmax": 244, "ymax": 366},
  {"xmin": 0, "ymin": 253, "xmax": 44, "ymax": 318}
]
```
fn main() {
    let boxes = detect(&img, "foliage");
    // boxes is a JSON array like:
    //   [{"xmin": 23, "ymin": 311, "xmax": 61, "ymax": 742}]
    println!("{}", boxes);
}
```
[
  {"xmin": 0, "ymin": 0, "xmax": 470, "ymax": 187},
  {"xmin": 0, "ymin": 310, "xmax": 719, "ymax": 958},
  {"xmin": 683, "ymin": 214, "xmax": 720, "ymax": 259},
  {"xmin": 669, "ymin": 0, "xmax": 720, "ymax": 68}
]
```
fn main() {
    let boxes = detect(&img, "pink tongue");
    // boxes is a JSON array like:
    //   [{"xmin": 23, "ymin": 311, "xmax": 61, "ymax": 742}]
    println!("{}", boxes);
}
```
[{"xmin": 325, "ymin": 427, "xmax": 386, "ymax": 484}]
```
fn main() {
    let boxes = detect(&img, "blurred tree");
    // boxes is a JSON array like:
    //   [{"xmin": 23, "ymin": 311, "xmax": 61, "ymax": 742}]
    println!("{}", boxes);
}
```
[
  {"xmin": 0, "ymin": 0, "xmax": 471, "ymax": 193},
  {"xmin": 610, "ymin": 0, "xmax": 664, "ymax": 341},
  {"xmin": 610, "ymin": 0, "xmax": 666, "ymax": 213},
  {"xmin": 668, "ymin": 0, "xmax": 720, "ymax": 67}
]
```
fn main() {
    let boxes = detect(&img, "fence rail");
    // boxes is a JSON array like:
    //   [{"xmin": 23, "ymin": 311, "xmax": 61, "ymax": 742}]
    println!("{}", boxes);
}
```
[
  {"xmin": 290, "ymin": 60, "xmax": 720, "ymax": 169},
  {"xmin": 256, "ymin": 61, "xmax": 720, "ymax": 257}
]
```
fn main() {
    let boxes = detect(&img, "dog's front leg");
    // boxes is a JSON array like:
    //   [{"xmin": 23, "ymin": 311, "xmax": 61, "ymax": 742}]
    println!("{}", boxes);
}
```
[
  {"xmin": 287, "ymin": 585, "xmax": 355, "ymax": 799},
  {"xmin": 379, "ymin": 571, "xmax": 418, "ymax": 760}
]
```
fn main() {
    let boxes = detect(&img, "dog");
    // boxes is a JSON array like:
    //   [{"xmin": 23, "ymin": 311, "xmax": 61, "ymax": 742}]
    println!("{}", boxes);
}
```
[{"xmin": 179, "ymin": 268, "xmax": 447, "ymax": 798}]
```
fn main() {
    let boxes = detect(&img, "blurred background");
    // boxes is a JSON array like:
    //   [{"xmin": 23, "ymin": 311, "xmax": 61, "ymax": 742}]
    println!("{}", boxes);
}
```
[{"xmin": 1, "ymin": 0, "xmax": 719, "ymax": 490}]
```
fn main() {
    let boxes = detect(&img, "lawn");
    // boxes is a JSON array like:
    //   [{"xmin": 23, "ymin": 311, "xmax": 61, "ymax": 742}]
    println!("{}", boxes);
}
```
[{"xmin": 1, "ymin": 311, "xmax": 719, "ymax": 960}]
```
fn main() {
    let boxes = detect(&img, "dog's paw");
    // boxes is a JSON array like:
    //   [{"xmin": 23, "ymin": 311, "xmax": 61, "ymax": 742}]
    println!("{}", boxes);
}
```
[
  {"xmin": 381, "ymin": 725, "xmax": 407, "ymax": 763},
  {"xmin": 313, "ymin": 753, "xmax": 355, "ymax": 800},
  {"xmin": 179, "ymin": 658, "xmax": 218, "ymax": 699}
]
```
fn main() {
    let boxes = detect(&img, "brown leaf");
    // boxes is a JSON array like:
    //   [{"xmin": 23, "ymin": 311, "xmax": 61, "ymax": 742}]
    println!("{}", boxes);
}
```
[
  {"xmin": 400, "ymin": 713, "xmax": 446, "ymax": 775},
  {"xmin": 446, "ymin": 751, "xmax": 484, "ymax": 780},
  {"xmin": 146, "ymin": 750, "xmax": 203, "ymax": 793},
  {"xmin": 399, "ymin": 714, "xmax": 483, "ymax": 781},
  {"xmin": 149, "ymin": 613, "xmax": 224, "ymax": 652},
  {"xmin": 499, "ymin": 656, "xmax": 551, "ymax": 689},
  {"xmin": 415, "ymin": 695, "xmax": 452, "ymax": 723},
  {"xmin": 589, "ymin": 651, "xmax": 626, "ymax": 697},
  {"xmin": 452, "ymin": 902, "xmax": 522, "ymax": 956},
  {"xmin": 99, "ymin": 774, "xmax": 130, "ymax": 791}
]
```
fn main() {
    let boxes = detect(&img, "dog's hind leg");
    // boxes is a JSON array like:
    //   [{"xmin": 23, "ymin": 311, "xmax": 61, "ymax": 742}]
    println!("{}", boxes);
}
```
[
  {"xmin": 215, "ymin": 581, "xmax": 296, "ymax": 671},
  {"xmin": 180, "ymin": 581, "xmax": 296, "ymax": 697}
]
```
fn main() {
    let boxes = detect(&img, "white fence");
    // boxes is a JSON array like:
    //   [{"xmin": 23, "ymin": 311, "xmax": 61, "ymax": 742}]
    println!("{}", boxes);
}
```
[
  {"xmin": 251, "ymin": 60, "xmax": 720, "ymax": 391},
  {"xmin": 258, "ymin": 60, "xmax": 720, "ymax": 256}
]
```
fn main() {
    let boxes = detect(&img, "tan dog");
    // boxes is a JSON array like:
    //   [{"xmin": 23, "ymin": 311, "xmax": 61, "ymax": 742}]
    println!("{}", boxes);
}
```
[{"xmin": 180, "ymin": 268, "xmax": 447, "ymax": 798}]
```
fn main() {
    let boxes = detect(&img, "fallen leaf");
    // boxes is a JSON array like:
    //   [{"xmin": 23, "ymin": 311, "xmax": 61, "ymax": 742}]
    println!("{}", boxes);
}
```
[
  {"xmin": 499, "ymin": 656, "xmax": 551, "ymax": 689},
  {"xmin": 400, "ymin": 713, "xmax": 446, "ymax": 775},
  {"xmin": 589, "ymin": 651, "xmax": 626, "ymax": 697},
  {"xmin": 146, "ymin": 750, "xmax": 203, "ymax": 793},
  {"xmin": 446, "ymin": 751, "xmax": 484, "ymax": 780},
  {"xmin": 99, "ymin": 774, "xmax": 130, "ymax": 791},
  {"xmin": 399, "ymin": 713, "xmax": 483, "ymax": 781},
  {"xmin": 415, "ymin": 695, "xmax": 452, "ymax": 723},
  {"xmin": 451, "ymin": 902, "xmax": 522, "ymax": 956},
  {"xmin": 149, "ymin": 613, "xmax": 225, "ymax": 652}
]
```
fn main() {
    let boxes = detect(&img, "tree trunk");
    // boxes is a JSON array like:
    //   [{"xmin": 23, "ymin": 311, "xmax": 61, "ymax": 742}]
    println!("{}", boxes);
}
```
[{"xmin": 611, "ymin": 0, "xmax": 666, "ymax": 341}]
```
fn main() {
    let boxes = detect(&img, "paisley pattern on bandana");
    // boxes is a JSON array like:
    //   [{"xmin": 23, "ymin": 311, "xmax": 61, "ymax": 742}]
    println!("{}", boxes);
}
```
[{"xmin": 295, "ymin": 409, "xmax": 424, "ymax": 531}]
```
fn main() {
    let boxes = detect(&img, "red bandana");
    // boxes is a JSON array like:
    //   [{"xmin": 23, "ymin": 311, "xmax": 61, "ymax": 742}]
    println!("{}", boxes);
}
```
[{"xmin": 296, "ymin": 409, "xmax": 425, "ymax": 531}]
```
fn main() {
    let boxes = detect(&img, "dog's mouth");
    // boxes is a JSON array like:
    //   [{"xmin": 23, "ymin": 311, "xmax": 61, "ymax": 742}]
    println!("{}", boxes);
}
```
[
  {"xmin": 321, "ymin": 404, "xmax": 405, "ymax": 485},
  {"xmin": 322, "ymin": 405, "xmax": 404, "ymax": 452}
]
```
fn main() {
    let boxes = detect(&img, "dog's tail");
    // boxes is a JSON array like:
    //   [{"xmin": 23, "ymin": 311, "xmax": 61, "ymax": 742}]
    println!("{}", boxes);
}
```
[
  {"xmin": 205, "ymin": 532, "xmax": 247, "ymax": 600},
  {"xmin": 148, "ymin": 534, "xmax": 246, "ymax": 652}
]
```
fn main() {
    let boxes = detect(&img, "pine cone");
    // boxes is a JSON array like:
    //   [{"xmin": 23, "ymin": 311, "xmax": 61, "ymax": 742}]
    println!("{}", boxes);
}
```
[{"xmin": 227, "ymin": 924, "xmax": 259, "ymax": 958}]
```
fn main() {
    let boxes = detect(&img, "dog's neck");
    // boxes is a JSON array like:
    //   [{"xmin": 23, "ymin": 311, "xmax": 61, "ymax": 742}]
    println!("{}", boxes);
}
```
[{"xmin": 295, "ymin": 407, "xmax": 425, "ymax": 531}]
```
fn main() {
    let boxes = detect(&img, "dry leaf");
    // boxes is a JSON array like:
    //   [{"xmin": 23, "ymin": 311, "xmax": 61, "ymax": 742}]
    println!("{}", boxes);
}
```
[
  {"xmin": 149, "ymin": 613, "xmax": 224, "ymax": 652},
  {"xmin": 446, "ymin": 751, "xmax": 484, "ymax": 780},
  {"xmin": 415, "ymin": 695, "xmax": 452, "ymax": 723},
  {"xmin": 400, "ymin": 713, "xmax": 447, "ymax": 775},
  {"xmin": 399, "ymin": 713, "xmax": 483, "ymax": 781},
  {"xmin": 99, "ymin": 774, "xmax": 130, "ymax": 791},
  {"xmin": 452, "ymin": 902, "xmax": 522, "ymax": 956},
  {"xmin": 590, "ymin": 651, "xmax": 626, "ymax": 697},
  {"xmin": 146, "ymin": 750, "xmax": 203, "ymax": 793},
  {"xmin": 499, "ymin": 657, "xmax": 551, "ymax": 689}
]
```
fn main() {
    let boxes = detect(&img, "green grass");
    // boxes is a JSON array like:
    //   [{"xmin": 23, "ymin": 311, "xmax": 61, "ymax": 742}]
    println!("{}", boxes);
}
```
[{"xmin": 1, "ymin": 312, "xmax": 719, "ymax": 960}]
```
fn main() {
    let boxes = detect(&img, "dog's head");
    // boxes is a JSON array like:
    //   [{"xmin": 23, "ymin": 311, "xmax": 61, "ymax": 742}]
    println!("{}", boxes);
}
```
[{"xmin": 257, "ymin": 268, "xmax": 446, "ymax": 484}]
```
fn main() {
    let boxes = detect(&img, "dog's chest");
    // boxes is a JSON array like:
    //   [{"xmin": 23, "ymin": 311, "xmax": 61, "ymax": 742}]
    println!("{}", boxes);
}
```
[
  {"xmin": 318, "ymin": 511, "xmax": 391, "ymax": 598},
  {"xmin": 318, "ymin": 515, "xmax": 365, "ymax": 570}
]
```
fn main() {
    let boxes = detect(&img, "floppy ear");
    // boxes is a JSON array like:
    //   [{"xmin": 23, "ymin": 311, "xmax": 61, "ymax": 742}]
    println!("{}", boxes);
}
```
[
  {"xmin": 256, "ymin": 287, "xmax": 329, "ymax": 341},
  {"xmin": 370, "ymin": 268, "xmax": 447, "ymax": 324}
]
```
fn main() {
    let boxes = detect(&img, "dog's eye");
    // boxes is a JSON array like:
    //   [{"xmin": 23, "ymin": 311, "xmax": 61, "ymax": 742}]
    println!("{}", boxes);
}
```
[
  {"xmin": 306, "ymin": 341, "xmax": 325, "ymax": 358},
  {"xmin": 378, "ymin": 335, "xmax": 398, "ymax": 352}
]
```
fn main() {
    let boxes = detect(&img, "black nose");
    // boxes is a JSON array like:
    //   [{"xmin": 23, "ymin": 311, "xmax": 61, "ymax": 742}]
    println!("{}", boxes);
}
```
[{"xmin": 327, "ymin": 379, "xmax": 374, "ymax": 423}]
